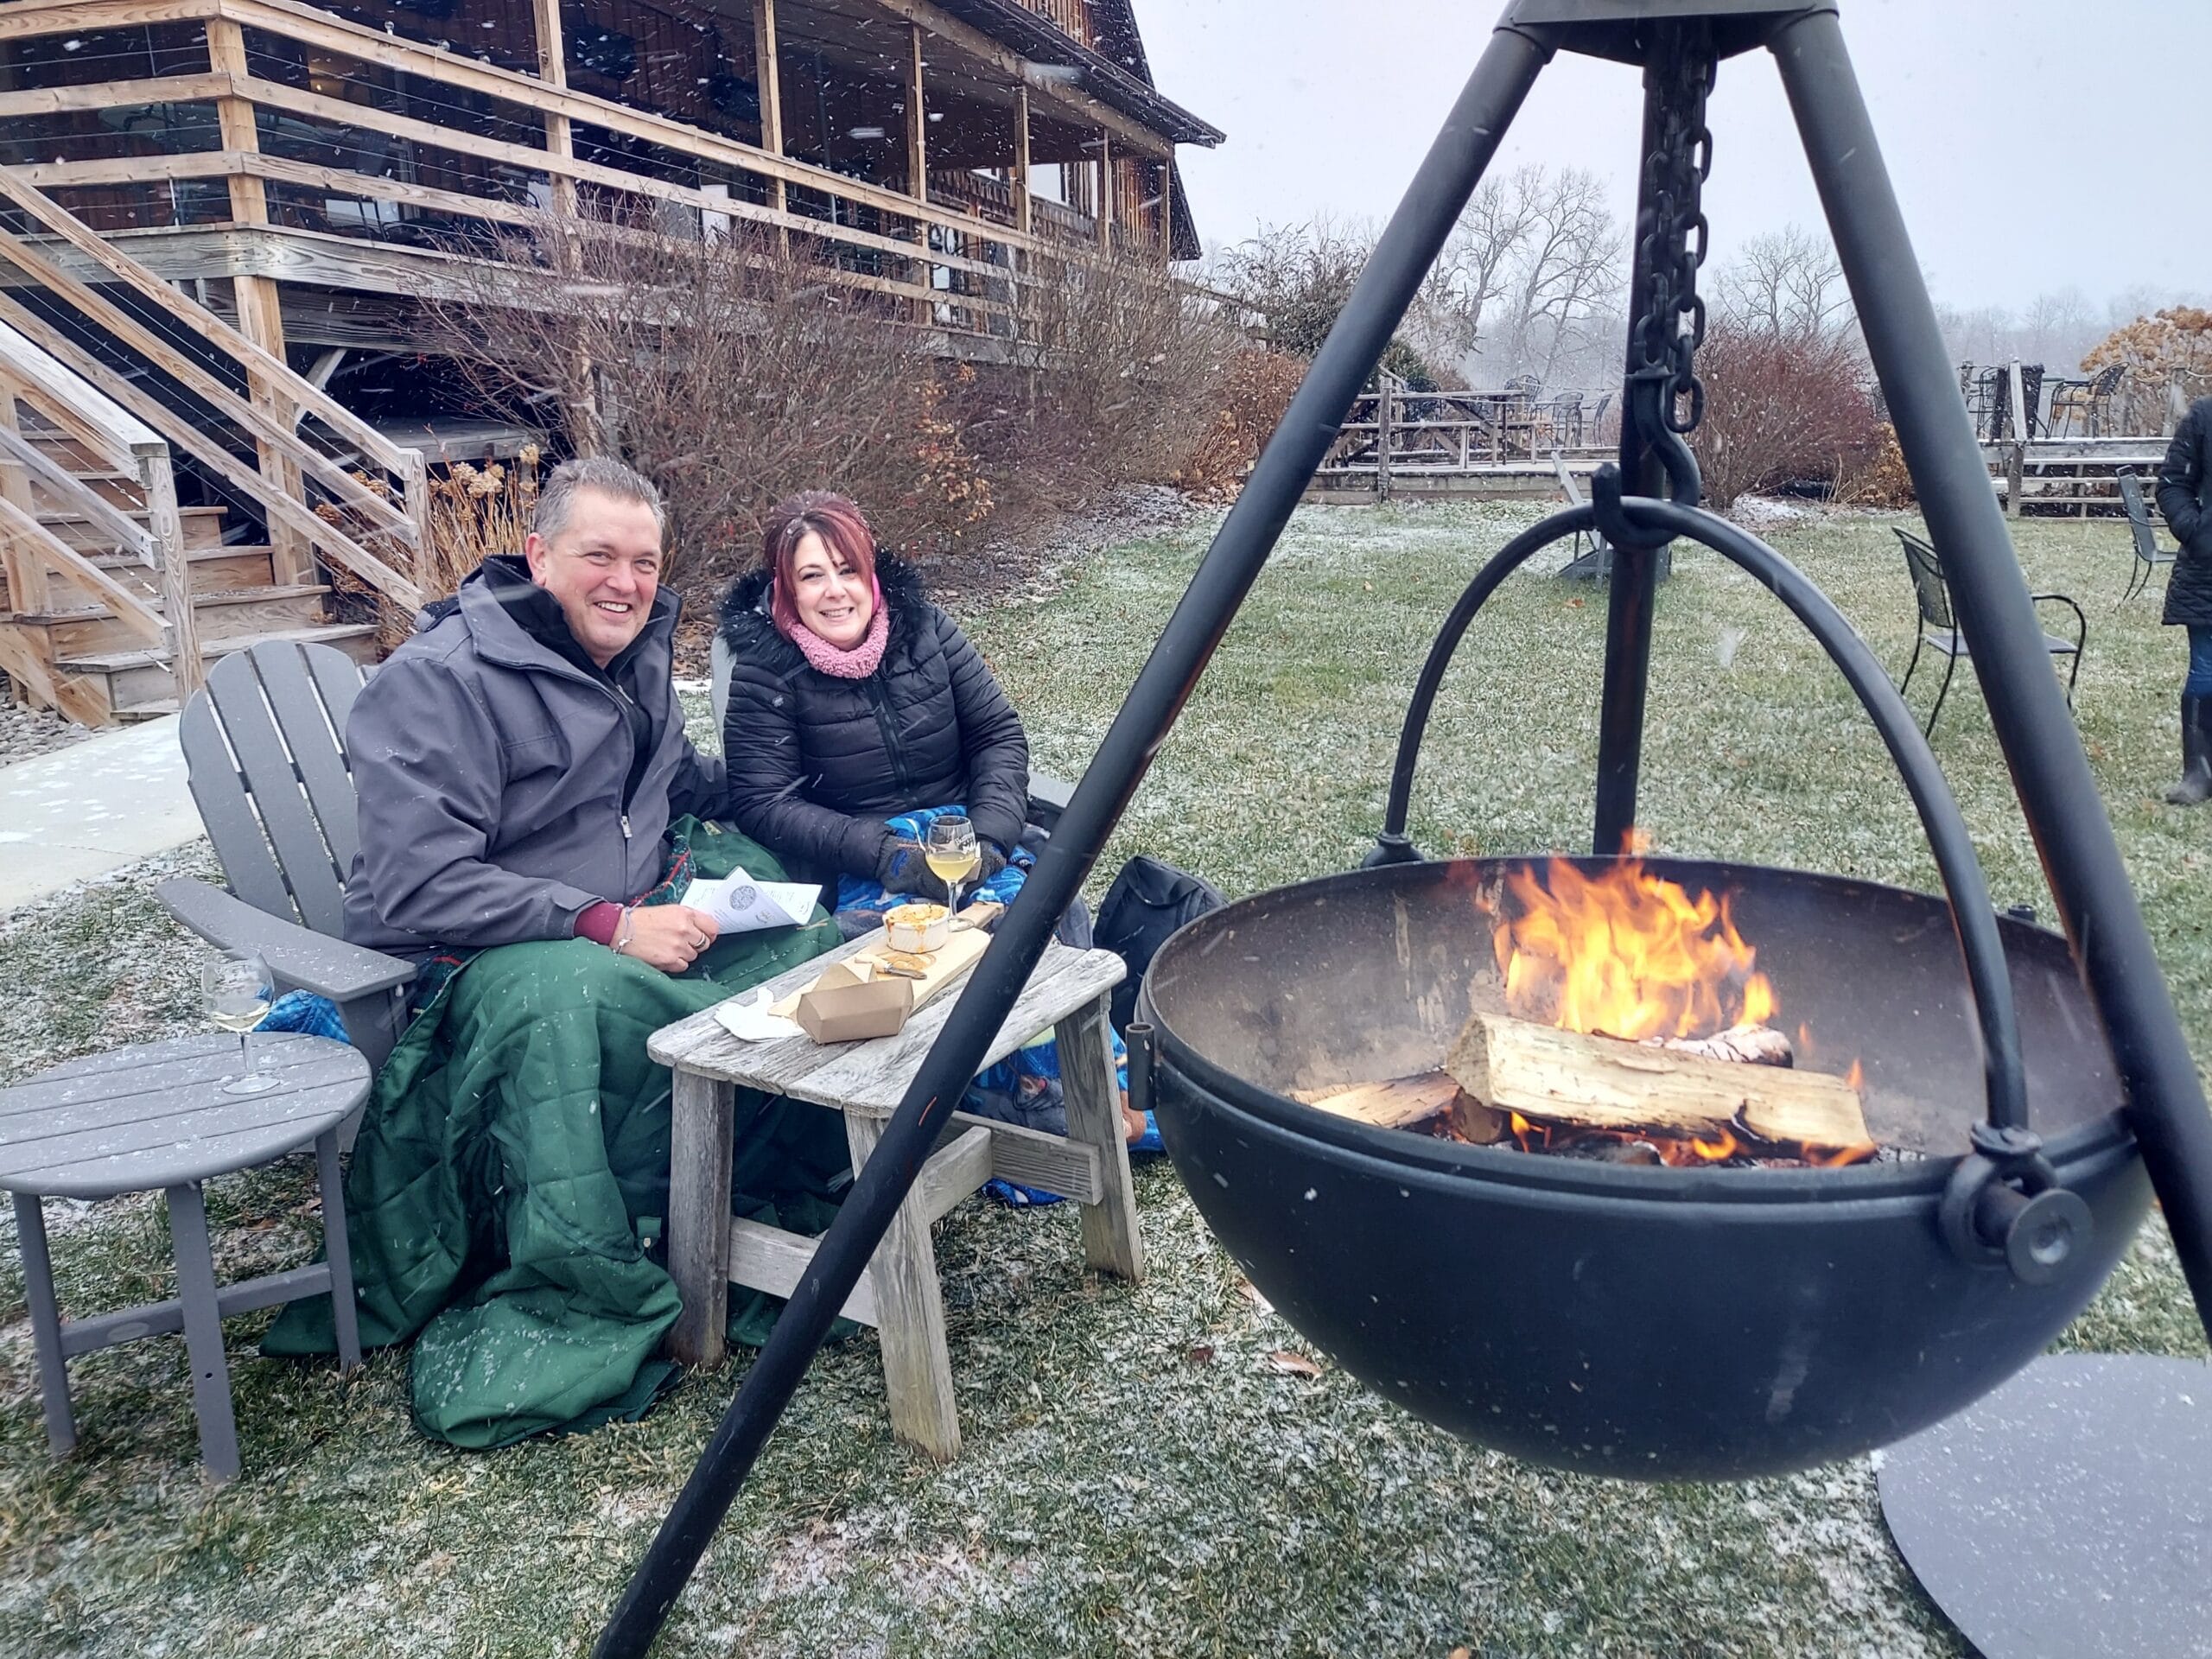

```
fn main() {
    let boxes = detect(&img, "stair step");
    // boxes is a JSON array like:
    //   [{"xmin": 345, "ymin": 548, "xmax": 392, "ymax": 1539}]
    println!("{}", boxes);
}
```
[
  {"xmin": 26, "ymin": 434, "xmax": 113, "ymax": 472},
  {"xmin": 17, "ymin": 583, "xmax": 333, "ymax": 656},
  {"xmin": 36, "ymin": 505, "xmax": 226, "ymax": 551},
  {"xmin": 61, "ymin": 620, "xmax": 380, "ymax": 709},
  {"xmin": 30, "ymin": 470, "xmax": 143, "ymax": 510},
  {"xmin": 3, "ymin": 546, "xmax": 275, "ymax": 610},
  {"xmin": 88, "ymin": 544, "xmax": 278, "ymax": 597}
]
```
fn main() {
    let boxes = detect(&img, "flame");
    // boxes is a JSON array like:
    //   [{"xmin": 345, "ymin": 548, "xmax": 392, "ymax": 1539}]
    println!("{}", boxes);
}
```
[
  {"xmin": 1688, "ymin": 1128, "xmax": 1738, "ymax": 1162},
  {"xmin": 1844, "ymin": 1058, "xmax": 1865, "ymax": 1091},
  {"xmin": 1814, "ymin": 1140, "xmax": 1878, "ymax": 1167},
  {"xmin": 1491, "ymin": 853, "xmax": 1777, "ymax": 1042}
]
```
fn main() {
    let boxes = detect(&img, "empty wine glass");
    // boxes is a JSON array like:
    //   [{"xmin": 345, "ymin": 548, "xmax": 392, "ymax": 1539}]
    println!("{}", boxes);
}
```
[{"xmin": 924, "ymin": 814, "xmax": 980, "ymax": 917}]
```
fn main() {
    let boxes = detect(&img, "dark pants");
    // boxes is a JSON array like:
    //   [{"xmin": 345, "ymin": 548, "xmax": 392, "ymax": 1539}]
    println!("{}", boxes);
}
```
[{"xmin": 2186, "ymin": 625, "xmax": 2212, "ymax": 697}]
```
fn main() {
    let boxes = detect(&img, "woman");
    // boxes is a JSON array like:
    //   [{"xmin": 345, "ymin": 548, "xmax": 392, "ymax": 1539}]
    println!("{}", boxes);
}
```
[
  {"xmin": 718, "ymin": 490, "xmax": 1030, "ymax": 899},
  {"xmin": 2157, "ymin": 393, "xmax": 2212, "ymax": 805},
  {"xmin": 719, "ymin": 491, "xmax": 1151, "ymax": 1151}
]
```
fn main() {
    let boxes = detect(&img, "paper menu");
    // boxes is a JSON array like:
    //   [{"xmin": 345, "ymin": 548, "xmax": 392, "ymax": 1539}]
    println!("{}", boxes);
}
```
[{"xmin": 684, "ymin": 870, "xmax": 817, "ymax": 933}]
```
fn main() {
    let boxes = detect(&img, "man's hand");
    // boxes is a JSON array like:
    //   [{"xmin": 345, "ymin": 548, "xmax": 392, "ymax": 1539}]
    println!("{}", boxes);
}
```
[{"xmin": 620, "ymin": 904, "xmax": 721, "ymax": 973}]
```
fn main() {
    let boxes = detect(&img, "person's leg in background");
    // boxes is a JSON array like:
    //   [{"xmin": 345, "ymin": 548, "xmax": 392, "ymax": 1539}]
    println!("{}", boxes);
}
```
[{"xmin": 2166, "ymin": 625, "xmax": 2212, "ymax": 806}]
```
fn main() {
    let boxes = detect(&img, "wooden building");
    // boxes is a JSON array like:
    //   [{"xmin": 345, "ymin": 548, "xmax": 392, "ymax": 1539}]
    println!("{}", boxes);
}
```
[{"xmin": 0, "ymin": 0, "xmax": 1220, "ymax": 719}]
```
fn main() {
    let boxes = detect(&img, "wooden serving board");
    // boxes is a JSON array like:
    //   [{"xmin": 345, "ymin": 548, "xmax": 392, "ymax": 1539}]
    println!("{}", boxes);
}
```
[{"xmin": 770, "ymin": 924, "xmax": 991, "ymax": 1020}]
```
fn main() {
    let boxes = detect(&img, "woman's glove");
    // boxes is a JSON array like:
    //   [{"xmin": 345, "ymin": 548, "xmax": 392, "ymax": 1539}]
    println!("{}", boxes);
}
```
[
  {"xmin": 975, "ymin": 841, "xmax": 1009, "ymax": 883},
  {"xmin": 875, "ymin": 836, "xmax": 950, "ymax": 901}
]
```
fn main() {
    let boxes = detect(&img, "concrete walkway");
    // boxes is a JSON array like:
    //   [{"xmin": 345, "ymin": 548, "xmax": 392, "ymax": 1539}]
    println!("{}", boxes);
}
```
[{"xmin": 0, "ymin": 715, "xmax": 200, "ymax": 911}]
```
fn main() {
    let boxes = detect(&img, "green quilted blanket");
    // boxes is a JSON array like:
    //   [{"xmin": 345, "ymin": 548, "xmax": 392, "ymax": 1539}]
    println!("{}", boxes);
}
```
[{"xmin": 265, "ymin": 822, "xmax": 842, "ymax": 1447}]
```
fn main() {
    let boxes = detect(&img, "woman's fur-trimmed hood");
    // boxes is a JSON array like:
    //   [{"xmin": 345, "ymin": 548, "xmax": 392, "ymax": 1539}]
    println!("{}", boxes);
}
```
[{"xmin": 717, "ymin": 550, "xmax": 927, "ymax": 660}]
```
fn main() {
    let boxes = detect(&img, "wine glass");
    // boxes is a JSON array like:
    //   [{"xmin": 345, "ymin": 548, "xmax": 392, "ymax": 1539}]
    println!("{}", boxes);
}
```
[
  {"xmin": 924, "ymin": 814, "xmax": 980, "ymax": 918},
  {"xmin": 202, "ymin": 948, "xmax": 280, "ymax": 1093}
]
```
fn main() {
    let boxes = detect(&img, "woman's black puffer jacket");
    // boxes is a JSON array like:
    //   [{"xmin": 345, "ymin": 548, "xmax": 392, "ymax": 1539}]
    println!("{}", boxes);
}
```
[
  {"xmin": 2157, "ymin": 396, "xmax": 2212, "ymax": 628},
  {"xmin": 717, "ymin": 554, "xmax": 1031, "ymax": 889}
]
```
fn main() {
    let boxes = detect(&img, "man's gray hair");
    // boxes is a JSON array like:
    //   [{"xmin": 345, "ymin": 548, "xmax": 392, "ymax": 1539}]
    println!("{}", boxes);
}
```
[{"xmin": 531, "ymin": 455, "xmax": 666, "ymax": 545}]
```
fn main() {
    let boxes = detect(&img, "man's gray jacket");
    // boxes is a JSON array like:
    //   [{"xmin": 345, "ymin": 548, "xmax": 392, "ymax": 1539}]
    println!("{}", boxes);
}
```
[{"xmin": 342, "ymin": 557, "xmax": 727, "ymax": 958}]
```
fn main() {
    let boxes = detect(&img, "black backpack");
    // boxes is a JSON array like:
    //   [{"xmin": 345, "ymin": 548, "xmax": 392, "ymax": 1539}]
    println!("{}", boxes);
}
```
[{"xmin": 1095, "ymin": 855, "xmax": 1226, "ymax": 1033}]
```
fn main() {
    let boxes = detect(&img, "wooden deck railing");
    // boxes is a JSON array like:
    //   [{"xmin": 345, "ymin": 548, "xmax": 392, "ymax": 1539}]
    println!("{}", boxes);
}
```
[
  {"xmin": 1323, "ymin": 389, "xmax": 1621, "ymax": 475},
  {"xmin": 0, "ymin": 0, "xmax": 1173, "ymax": 346}
]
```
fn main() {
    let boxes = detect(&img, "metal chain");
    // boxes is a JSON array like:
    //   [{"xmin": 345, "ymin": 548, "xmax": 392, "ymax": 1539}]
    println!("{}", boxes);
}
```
[{"xmin": 1624, "ymin": 35, "xmax": 1716, "ymax": 505}]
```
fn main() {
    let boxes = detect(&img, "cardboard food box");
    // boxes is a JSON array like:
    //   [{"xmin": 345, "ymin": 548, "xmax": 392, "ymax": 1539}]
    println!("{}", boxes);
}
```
[{"xmin": 792, "ymin": 961, "xmax": 912, "ymax": 1042}]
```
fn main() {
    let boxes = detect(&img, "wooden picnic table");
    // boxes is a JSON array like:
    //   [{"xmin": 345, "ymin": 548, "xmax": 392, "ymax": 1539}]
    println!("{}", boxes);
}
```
[{"xmin": 648, "ymin": 927, "xmax": 1141, "ymax": 1460}]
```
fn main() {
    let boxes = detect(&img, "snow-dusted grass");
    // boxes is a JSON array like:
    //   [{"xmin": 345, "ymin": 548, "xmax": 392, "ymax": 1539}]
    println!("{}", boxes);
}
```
[{"xmin": 2, "ymin": 501, "xmax": 2206, "ymax": 1657}]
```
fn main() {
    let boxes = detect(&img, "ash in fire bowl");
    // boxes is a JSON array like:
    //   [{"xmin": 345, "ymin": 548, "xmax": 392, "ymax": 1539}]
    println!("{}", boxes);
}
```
[{"xmin": 1294, "ymin": 851, "xmax": 1909, "ymax": 1170}]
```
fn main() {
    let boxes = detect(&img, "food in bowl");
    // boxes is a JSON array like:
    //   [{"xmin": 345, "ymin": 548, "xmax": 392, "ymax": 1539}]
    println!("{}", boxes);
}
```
[{"xmin": 885, "ymin": 902, "xmax": 950, "ymax": 954}]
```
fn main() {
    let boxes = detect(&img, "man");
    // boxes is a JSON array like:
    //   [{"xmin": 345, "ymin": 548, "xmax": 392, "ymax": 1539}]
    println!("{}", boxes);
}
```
[
  {"xmin": 274, "ymin": 457, "xmax": 840, "ymax": 1449},
  {"xmin": 345, "ymin": 454, "xmax": 724, "ymax": 966},
  {"xmin": 2156, "ymin": 393, "xmax": 2212, "ymax": 806}
]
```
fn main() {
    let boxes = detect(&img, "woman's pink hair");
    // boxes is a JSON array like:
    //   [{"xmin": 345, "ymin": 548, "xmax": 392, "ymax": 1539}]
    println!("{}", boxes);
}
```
[{"xmin": 762, "ymin": 491, "xmax": 879, "ymax": 635}]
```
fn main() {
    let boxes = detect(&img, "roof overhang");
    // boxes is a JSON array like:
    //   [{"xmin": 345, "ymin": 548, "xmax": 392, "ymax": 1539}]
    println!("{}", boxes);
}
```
[{"xmin": 926, "ymin": 0, "xmax": 1224, "ymax": 146}]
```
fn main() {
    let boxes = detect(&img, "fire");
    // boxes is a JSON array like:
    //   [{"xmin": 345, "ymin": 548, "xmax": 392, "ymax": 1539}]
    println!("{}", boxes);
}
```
[{"xmin": 1492, "ymin": 854, "xmax": 1776, "ymax": 1042}]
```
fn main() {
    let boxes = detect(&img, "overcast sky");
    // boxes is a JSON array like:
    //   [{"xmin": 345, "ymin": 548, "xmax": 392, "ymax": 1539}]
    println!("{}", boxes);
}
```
[{"xmin": 1134, "ymin": 1, "xmax": 2205, "ymax": 315}]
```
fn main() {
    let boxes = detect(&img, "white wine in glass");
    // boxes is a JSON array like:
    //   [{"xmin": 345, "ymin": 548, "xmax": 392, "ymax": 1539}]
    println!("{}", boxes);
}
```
[
  {"xmin": 925, "ymin": 815, "xmax": 980, "ymax": 912},
  {"xmin": 204, "ymin": 948, "xmax": 272, "ymax": 1033}
]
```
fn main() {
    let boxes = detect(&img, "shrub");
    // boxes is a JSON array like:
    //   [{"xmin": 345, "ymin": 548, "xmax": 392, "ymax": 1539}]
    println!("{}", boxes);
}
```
[
  {"xmin": 989, "ymin": 248, "xmax": 1249, "ymax": 515},
  {"xmin": 1173, "ymin": 346, "xmax": 1309, "ymax": 498},
  {"xmin": 426, "ymin": 213, "xmax": 1243, "ymax": 575},
  {"xmin": 2082, "ymin": 306, "xmax": 2212, "ymax": 433},
  {"xmin": 427, "ymin": 213, "xmax": 992, "ymax": 581},
  {"xmin": 1837, "ymin": 423, "xmax": 1914, "ymax": 509},
  {"xmin": 1688, "ymin": 321, "xmax": 1884, "ymax": 508},
  {"xmin": 1211, "ymin": 222, "xmax": 1442, "ymax": 389}
]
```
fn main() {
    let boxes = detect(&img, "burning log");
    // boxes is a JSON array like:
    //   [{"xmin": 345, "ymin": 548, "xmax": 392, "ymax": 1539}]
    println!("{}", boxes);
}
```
[
  {"xmin": 1446, "ymin": 1010, "xmax": 1871, "ymax": 1152},
  {"xmin": 1292, "ymin": 1074, "xmax": 1462, "ymax": 1130},
  {"xmin": 1656, "ymin": 1022, "xmax": 1793, "ymax": 1067}
]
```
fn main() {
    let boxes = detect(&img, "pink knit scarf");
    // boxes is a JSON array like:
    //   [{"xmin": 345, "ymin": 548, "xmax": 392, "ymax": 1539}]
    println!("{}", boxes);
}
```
[{"xmin": 773, "ymin": 576, "xmax": 889, "ymax": 678}]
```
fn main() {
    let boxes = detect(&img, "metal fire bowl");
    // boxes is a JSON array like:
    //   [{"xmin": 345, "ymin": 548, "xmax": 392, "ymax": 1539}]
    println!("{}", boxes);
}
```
[{"xmin": 1136, "ymin": 855, "xmax": 2151, "ymax": 1480}]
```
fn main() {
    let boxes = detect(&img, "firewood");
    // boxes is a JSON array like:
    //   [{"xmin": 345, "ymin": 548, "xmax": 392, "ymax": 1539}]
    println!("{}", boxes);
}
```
[
  {"xmin": 1656, "ymin": 1023, "xmax": 1793, "ymax": 1067},
  {"xmin": 1449, "ymin": 1093, "xmax": 1510, "ymax": 1144},
  {"xmin": 1446, "ymin": 1010, "xmax": 1870, "ymax": 1150},
  {"xmin": 1291, "ymin": 1073, "xmax": 1459, "ymax": 1130}
]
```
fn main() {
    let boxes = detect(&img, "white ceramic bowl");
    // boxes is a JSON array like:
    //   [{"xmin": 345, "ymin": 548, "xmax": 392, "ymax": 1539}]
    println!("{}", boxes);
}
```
[{"xmin": 884, "ymin": 903, "xmax": 950, "ymax": 954}]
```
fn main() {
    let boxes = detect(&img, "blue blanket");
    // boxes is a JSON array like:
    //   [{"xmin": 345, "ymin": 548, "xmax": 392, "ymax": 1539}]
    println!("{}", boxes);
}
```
[{"xmin": 831, "ymin": 804, "xmax": 1032, "ymax": 915}]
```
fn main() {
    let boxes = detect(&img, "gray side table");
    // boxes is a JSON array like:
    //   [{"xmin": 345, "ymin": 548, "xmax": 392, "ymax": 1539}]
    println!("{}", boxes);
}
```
[{"xmin": 0, "ymin": 1032, "xmax": 369, "ymax": 1481}]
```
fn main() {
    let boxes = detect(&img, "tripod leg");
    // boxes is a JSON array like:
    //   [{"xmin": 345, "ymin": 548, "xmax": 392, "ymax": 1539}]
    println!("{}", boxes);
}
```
[
  {"xmin": 591, "ymin": 21, "xmax": 1563, "ymax": 1659},
  {"xmin": 1774, "ymin": 8, "xmax": 2212, "ymax": 1345}
]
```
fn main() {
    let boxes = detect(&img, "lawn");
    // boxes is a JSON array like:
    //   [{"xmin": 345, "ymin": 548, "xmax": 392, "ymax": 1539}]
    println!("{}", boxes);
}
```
[{"xmin": 1, "ymin": 499, "xmax": 2205, "ymax": 1658}]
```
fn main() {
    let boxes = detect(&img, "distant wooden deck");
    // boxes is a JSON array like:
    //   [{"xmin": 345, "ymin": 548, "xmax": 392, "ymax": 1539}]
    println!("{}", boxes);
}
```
[
  {"xmin": 1982, "ymin": 437, "xmax": 2172, "ymax": 518},
  {"xmin": 1309, "ymin": 385, "xmax": 1618, "ymax": 503}
]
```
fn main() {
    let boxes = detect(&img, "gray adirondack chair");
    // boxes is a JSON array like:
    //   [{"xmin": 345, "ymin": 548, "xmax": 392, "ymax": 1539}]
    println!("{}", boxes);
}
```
[{"xmin": 156, "ymin": 641, "xmax": 416, "ymax": 1078}]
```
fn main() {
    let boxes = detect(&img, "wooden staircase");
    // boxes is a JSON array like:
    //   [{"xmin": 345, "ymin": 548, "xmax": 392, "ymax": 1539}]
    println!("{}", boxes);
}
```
[
  {"xmin": 0, "ymin": 344, "xmax": 377, "ymax": 724},
  {"xmin": 0, "ymin": 167, "xmax": 424, "ymax": 726}
]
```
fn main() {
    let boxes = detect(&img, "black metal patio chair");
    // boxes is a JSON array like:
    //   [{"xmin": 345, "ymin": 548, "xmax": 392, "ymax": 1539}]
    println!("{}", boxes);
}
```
[
  {"xmin": 1896, "ymin": 527, "xmax": 2084, "ymax": 735},
  {"xmin": 2116, "ymin": 469, "xmax": 2178, "ymax": 604},
  {"xmin": 2045, "ymin": 363, "xmax": 2126, "ymax": 441}
]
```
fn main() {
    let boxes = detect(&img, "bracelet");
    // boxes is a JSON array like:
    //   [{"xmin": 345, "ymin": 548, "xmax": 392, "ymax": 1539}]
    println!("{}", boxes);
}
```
[{"xmin": 612, "ymin": 905, "xmax": 638, "ymax": 956}]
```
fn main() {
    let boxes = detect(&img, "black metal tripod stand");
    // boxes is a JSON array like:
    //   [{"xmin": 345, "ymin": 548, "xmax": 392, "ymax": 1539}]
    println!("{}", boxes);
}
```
[{"xmin": 596, "ymin": 7, "xmax": 2212, "ymax": 1653}]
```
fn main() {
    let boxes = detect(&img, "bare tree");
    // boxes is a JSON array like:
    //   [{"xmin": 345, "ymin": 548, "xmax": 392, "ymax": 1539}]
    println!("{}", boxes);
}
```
[
  {"xmin": 1419, "ymin": 165, "xmax": 1626, "ymax": 389},
  {"xmin": 2020, "ymin": 286, "xmax": 2094, "ymax": 371},
  {"xmin": 1421, "ymin": 170, "xmax": 1541, "ymax": 368},
  {"xmin": 1711, "ymin": 225, "xmax": 1853, "ymax": 340}
]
